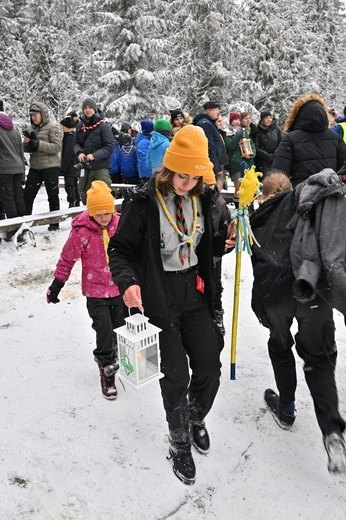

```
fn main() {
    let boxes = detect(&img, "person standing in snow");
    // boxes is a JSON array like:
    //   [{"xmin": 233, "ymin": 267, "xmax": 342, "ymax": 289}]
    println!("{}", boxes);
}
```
[
  {"xmin": 134, "ymin": 119, "xmax": 154, "ymax": 185},
  {"xmin": 193, "ymin": 101, "xmax": 224, "ymax": 184},
  {"xmin": 59, "ymin": 115, "xmax": 80, "ymax": 208},
  {"xmin": 146, "ymin": 118, "xmax": 172, "ymax": 175},
  {"xmin": 108, "ymin": 125, "xmax": 235, "ymax": 486},
  {"xmin": 250, "ymin": 170, "xmax": 346, "ymax": 474},
  {"xmin": 23, "ymin": 101, "xmax": 62, "ymax": 230},
  {"xmin": 46, "ymin": 181, "xmax": 123, "ymax": 400},
  {"xmin": 272, "ymin": 92, "xmax": 346, "ymax": 187},
  {"xmin": 0, "ymin": 108, "xmax": 26, "ymax": 220},
  {"xmin": 253, "ymin": 111, "xmax": 283, "ymax": 175},
  {"xmin": 74, "ymin": 98, "xmax": 114, "ymax": 204}
]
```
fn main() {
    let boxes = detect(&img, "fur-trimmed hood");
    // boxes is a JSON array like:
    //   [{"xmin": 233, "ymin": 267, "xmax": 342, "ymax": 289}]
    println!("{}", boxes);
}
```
[{"xmin": 284, "ymin": 92, "xmax": 329, "ymax": 133}]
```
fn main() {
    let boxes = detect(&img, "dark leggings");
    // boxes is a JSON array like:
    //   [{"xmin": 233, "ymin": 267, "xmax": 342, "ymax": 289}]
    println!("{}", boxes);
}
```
[{"xmin": 86, "ymin": 296, "xmax": 124, "ymax": 366}]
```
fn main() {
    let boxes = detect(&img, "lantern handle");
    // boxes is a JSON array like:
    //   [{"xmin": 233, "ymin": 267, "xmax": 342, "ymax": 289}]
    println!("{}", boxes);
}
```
[{"xmin": 128, "ymin": 308, "xmax": 144, "ymax": 317}]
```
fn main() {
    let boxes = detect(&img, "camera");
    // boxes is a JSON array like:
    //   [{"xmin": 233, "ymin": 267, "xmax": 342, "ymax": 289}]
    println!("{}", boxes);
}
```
[{"xmin": 74, "ymin": 161, "xmax": 90, "ymax": 172}]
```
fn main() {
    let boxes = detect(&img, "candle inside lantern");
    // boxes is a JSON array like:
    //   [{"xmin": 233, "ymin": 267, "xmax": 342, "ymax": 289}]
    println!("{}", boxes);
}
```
[{"xmin": 137, "ymin": 351, "xmax": 146, "ymax": 379}]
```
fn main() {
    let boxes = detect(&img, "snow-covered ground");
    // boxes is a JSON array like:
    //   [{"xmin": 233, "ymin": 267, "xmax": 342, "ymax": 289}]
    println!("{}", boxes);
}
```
[{"xmin": 1, "ymin": 188, "xmax": 346, "ymax": 519}]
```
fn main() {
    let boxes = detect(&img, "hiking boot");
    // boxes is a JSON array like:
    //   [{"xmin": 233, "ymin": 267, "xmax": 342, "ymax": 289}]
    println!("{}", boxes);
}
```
[
  {"xmin": 167, "ymin": 444, "xmax": 196, "ymax": 485},
  {"xmin": 190, "ymin": 422, "xmax": 210, "ymax": 454},
  {"xmin": 264, "ymin": 388, "xmax": 295, "ymax": 430},
  {"xmin": 323, "ymin": 432, "xmax": 346, "ymax": 474},
  {"xmin": 98, "ymin": 364, "xmax": 117, "ymax": 400},
  {"xmin": 48, "ymin": 223, "xmax": 60, "ymax": 231}
]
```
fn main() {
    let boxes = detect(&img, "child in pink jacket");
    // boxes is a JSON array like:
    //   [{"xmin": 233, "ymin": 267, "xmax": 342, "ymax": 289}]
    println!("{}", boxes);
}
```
[{"xmin": 46, "ymin": 181, "xmax": 122, "ymax": 400}]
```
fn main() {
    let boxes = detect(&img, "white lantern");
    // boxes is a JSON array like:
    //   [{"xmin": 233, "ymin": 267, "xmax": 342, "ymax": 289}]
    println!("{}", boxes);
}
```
[{"xmin": 115, "ymin": 313, "xmax": 163, "ymax": 388}]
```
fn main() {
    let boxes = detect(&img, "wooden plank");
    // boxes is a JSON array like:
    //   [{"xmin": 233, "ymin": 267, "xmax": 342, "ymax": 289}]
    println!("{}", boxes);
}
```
[{"xmin": 0, "ymin": 199, "xmax": 124, "ymax": 233}]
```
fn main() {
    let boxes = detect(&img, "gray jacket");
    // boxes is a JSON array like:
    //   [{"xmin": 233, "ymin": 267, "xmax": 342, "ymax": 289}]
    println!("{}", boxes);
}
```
[
  {"xmin": 24, "ymin": 101, "xmax": 61, "ymax": 170},
  {"xmin": 0, "ymin": 113, "xmax": 25, "ymax": 175},
  {"xmin": 289, "ymin": 168, "xmax": 346, "ymax": 315}
]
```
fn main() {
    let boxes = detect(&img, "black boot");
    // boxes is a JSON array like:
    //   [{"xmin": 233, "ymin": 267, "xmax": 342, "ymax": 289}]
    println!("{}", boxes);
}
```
[
  {"xmin": 264, "ymin": 389, "xmax": 295, "ymax": 429},
  {"xmin": 167, "ymin": 441, "xmax": 196, "ymax": 485},
  {"xmin": 190, "ymin": 421, "xmax": 210, "ymax": 454},
  {"xmin": 98, "ymin": 364, "xmax": 117, "ymax": 400},
  {"xmin": 48, "ymin": 223, "xmax": 60, "ymax": 231}
]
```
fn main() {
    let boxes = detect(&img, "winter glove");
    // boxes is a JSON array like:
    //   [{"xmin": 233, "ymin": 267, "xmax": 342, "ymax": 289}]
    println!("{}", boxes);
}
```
[
  {"xmin": 28, "ymin": 139, "xmax": 39, "ymax": 152},
  {"xmin": 46, "ymin": 278, "xmax": 65, "ymax": 304}
]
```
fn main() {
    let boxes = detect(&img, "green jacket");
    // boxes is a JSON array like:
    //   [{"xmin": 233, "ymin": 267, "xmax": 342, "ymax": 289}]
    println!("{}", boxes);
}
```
[
  {"xmin": 224, "ymin": 129, "xmax": 256, "ymax": 176},
  {"xmin": 24, "ymin": 101, "xmax": 62, "ymax": 170}
]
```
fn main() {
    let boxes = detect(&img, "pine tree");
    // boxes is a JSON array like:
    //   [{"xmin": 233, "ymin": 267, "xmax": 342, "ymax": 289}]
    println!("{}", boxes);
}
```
[{"xmin": 235, "ymin": 0, "xmax": 315, "ymax": 122}]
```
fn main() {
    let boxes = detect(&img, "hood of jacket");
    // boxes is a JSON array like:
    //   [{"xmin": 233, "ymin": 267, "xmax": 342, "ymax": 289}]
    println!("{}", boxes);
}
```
[
  {"xmin": 149, "ymin": 131, "xmax": 170, "ymax": 149},
  {"xmin": 284, "ymin": 92, "xmax": 329, "ymax": 133},
  {"xmin": 0, "ymin": 113, "xmax": 14, "ymax": 131},
  {"xmin": 29, "ymin": 101, "xmax": 50, "ymax": 126},
  {"xmin": 293, "ymin": 168, "xmax": 346, "ymax": 216},
  {"xmin": 134, "ymin": 132, "xmax": 150, "ymax": 145}
]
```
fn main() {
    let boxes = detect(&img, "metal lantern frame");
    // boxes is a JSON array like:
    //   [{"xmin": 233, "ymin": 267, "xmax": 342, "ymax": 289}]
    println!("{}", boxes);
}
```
[{"xmin": 115, "ymin": 312, "xmax": 163, "ymax": 389}]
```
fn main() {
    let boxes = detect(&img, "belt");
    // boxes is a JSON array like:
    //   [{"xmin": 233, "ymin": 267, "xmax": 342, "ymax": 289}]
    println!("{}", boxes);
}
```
[{"xmin": 166, "ymin": 265, "xmax": 199, "ymax": 275}]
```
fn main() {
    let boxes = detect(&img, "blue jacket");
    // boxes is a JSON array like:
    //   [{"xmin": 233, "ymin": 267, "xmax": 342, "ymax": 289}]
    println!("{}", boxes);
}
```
[
  {"xmin": 115, "ymin": 143, "xmax": 138, "ymax": 179},
  {"xmin": 135, "ymin": 133, "xmax": 152, "ymax": 178},
  {"xmin": 146, "ymin": 131, "xmax": 170, "ymax": 173}
]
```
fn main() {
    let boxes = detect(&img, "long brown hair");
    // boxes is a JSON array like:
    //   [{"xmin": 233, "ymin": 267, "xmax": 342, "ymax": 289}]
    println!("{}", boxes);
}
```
[{"xmin": 155, "ymin": 168, "xmax": 204, "ymax": 197}]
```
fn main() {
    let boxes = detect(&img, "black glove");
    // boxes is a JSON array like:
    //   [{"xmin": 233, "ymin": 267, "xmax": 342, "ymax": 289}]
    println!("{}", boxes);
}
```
[
  {"xmin": 28, "ymin": 139, "xmax": 39, "ymax": 152},
  {"xmin": 46, "ymin": 278, "xmax": 65, "ymax": 304}
]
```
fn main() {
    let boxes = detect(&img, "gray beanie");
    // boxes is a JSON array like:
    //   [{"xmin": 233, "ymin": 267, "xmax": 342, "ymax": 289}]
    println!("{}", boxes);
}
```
[{"xmin": 82, "ymin": 97, "xmax": 98, "ymax": 112}]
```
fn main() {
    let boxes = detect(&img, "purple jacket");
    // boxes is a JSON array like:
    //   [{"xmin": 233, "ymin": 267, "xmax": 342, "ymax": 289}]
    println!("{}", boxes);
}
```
[{"xmin": 54, "ymin": 211, "xmax": 120, "ymax": 298}]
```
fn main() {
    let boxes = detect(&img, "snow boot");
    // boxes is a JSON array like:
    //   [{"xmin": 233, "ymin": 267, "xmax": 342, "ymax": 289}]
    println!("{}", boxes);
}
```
[
  {"xmin": 323, "ymin": 432, "xmax": 346, "ymax": 474},
  {"xmin": 167, "ymin": 442, "xmax": 196, "ymax": 485},
  {"xmin": 264, "ymin": 388, "xmax": 295, "ymax": 430},
  {"xmin": 48, "ymin": 223, "xmax": 60, "ymax": 231},
  {"xmin": 190, "ymin": 421, "xmax": 210, "ymax": 454},
  {"xmin": 98, "ymin": 364, "xmax": 117, "ymax": 400}
]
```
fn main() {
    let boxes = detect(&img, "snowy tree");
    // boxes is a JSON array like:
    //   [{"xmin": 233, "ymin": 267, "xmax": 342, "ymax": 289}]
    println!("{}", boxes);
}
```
[
  {"xmin": 302, "ymin": 0, "xmax": 345, "ymax": 110},
  {"xmin": 235, "ymin": 0, "xmax": 316, "ymax": 123},
  {"xmin": 162, "ymin": 0, "xmax": 237, "ymax": 114},
  {"xmin": 94, "ymin": 0, "xmax": 181, "ymax": 121}
]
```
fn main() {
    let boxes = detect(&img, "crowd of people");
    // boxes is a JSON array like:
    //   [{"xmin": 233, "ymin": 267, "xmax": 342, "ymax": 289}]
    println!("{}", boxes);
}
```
[{"xmin": 1, "ymin": 92, "xmax": 346, "ymax": 485}]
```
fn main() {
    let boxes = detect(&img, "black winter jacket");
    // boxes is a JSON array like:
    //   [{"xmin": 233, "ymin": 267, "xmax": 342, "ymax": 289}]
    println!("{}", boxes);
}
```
[
  {"xmin": 254, "ymin": 122, "xmax": 283, "ymax": 174},
  {"xmin": 74, "ymin": 113, "xmax": 114, "ymax": 171},
  {"xmin": 60, "ymin": 131, "xmax": 77, "ymax": 178},
  {"xmin": 250, "ymin": 191, "xmax": 296, "ymax": 325},
  {"xmin": 272, "ymin": 98, "xmax": 346, "ymax": 186},
  {"xmin": 108, "ymin": 178, "xmax": 229, "ymax": 329}
]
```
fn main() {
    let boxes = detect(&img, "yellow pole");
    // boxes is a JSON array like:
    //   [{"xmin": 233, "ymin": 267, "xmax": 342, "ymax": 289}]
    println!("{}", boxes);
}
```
[{"xmin": 230, "ymin": 248, "xmax": 242, "ymax": 380}]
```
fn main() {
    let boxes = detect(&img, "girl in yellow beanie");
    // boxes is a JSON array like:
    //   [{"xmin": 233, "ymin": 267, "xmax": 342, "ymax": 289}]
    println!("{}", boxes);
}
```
[
  {"xmin": 108, "ymin": 125, "xmax": 235, "ymax": 485},
  {"xmin": 47, "ymin": 181, "xmax": 123, "ymax": 400}
]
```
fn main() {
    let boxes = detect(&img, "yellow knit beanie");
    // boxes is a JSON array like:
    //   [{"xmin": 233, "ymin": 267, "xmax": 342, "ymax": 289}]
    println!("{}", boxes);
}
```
[
  {"xmin": 163, "ymin": 125, "xmax": 215, "ymax": 183},
  {"xmin": 86, "ymin": 181, "xmax": 114, "ymax": 216}
]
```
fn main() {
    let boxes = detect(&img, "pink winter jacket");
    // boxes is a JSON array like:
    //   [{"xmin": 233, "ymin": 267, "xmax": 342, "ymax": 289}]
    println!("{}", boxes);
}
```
[{"xmin": 54, "ymin": 211, "xmax": 120, "ymax": 298}]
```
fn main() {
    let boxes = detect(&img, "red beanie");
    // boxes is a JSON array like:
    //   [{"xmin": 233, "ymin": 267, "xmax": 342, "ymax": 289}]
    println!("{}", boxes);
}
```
[{"xmin": 229, "ymin": 112, "xmax": 241, "ymax": 125}]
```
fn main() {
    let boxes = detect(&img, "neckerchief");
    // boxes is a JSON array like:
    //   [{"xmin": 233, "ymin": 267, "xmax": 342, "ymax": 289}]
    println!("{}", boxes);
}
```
[{"xmin": 156, "ymin": 189, "xmax": 198, "ymax": 266}]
